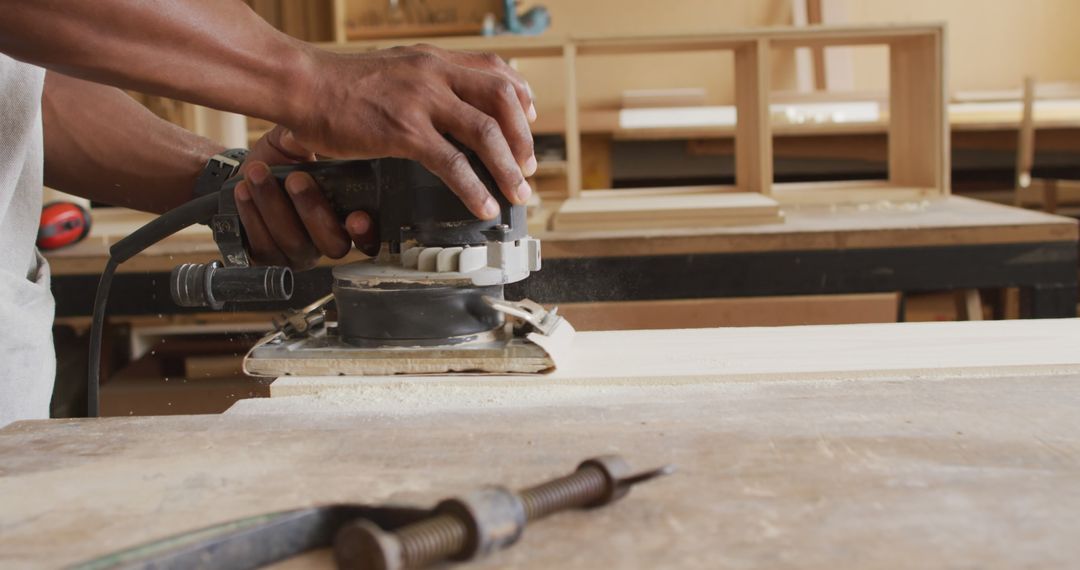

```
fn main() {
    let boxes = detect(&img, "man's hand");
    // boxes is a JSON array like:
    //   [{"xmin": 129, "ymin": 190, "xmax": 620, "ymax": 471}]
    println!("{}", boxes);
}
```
[
  {"xmin": 12, "ymin": 2, "xmax": 537, "ymax": 223},
  {"xmin": 235, "ymin": 126, "xmax": 378, "ymax": 270},
  {"xmin": 288, "ymin": 44, "xmax": 537, "ymax": 220}
]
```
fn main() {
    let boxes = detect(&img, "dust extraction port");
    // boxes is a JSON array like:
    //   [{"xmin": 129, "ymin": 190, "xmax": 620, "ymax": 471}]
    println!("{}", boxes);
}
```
[{"xmin": 171, "ymin": 262, "xmax": 293, "ymax": 309}]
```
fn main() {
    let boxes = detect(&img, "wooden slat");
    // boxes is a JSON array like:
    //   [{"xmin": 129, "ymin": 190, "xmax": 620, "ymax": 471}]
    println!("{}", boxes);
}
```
[
  {"xmin": 550, "ymin": 192, "xmax": 782, "ymax": 231},
  {"xmin": 772, "ymin": 181, "xmax": 937, "ymax": 205},
  {"xmin": 317, "ymin": 35, "xmax": 567, "ymax": 58},
  {"xmin": 1015, "ymin": 76, "xmax": 1037, "ymax": 205},
  {"xmin": 331, "ymin": 0, "xmax": 347, "ymax": 43},
  {"xmin": 573, "ymin": 24, "xmax": 945, "ymax": 54},
  {"xmin": 806, "ymin": 0, "xmax": 828, "ymax": 90},
  {"xmin": 734, "ymin": 39, "xmax": 773, "ymax": 195},
  {"xmin": 888, "ymin": 29, "xmax": 948, "ymax": 193},
  {"xmin": 563, "ymin": 43, "xmax": 582, "ymax": 197}
]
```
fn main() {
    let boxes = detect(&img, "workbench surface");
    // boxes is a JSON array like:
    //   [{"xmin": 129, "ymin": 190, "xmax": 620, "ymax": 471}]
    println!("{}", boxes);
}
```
[
  {"xmin": 4, "ymin": 368, "xmax": 1080, "ymax": 567},
  {"xmin": 46, "ymin": 196, "xmax": 1079, "ymax": 320},
  {"xmin": 46, "ymin": 196, "xmax": 1075, "ymax": 274}
]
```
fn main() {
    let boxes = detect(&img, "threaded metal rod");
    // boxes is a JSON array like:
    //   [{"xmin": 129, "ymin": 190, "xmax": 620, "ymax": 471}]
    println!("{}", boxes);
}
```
[
  {"xmin": 519, "ymin": 465, "xmax": 608, "ymax": 521},
  {"xmin": 337, "ymin": 457, "xmax": 673, "ymax": 570},
  {"xmin": 396, "ymin": 514, "xmax": 469, "ymax": 569},
  {"xmin": 392, "ymin": 465, "xmax": 609, "ymax": 569}
]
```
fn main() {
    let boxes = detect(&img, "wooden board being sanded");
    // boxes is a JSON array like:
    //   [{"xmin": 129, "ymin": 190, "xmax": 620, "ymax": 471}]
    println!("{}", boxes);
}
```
[{"xmin": 269, "ymin": 319, "xmax": 1080, "ymax": 403}]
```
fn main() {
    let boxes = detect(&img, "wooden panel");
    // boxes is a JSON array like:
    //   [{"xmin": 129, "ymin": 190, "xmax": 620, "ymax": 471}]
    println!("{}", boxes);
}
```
[
  {"xmin": 556, "ymin": 293, "xmax": 900, "ymax": 330},
  {"xmin": 272, "ymin": 319, "xmax": 1080, "ymax": 397},
  {"xmin": 772, "ymin": 181, "xmax": 936, "ymax": 205},
  {"xmin": 734, "ymin": 39, "xmax": 772, "ymax": 195},
  {"xmin": 575, "ymin": 36, "xmax": 754, "ymax": 55},
  {"xmin": 888, "ymin": 30, "xmax": 948, "ymax": 192},
  {"xmin": 550, "ymin": 192, "xmax": 782, "ymax": 231}
]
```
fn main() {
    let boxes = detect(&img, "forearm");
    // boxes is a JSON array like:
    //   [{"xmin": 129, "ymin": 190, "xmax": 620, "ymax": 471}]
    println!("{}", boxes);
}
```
[
  {"xmin": 42, "ymin": 72, "xmax": 224, "ymax": 213},
  {"xmin": 1, "ymin": 0, "xmax": 314, "ymax": 127}
]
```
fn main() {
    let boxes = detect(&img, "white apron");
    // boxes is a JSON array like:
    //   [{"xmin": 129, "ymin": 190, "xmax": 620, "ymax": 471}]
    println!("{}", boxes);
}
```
[{"xmin": 0, "ymin": 55, "xmax": 54, "ymax": 426}]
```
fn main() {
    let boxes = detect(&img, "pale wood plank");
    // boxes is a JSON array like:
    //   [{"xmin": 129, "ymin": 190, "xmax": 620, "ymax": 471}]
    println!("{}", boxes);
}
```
[
  {"xmin": 734, "ymin": 39, "xmax": 773, "ymax": 195},
  {"xmin": 272, "ymin": 319, "xmax": 1080, "ymax": 399},
  {"xmin": 331, "ymin": 0, "xmax": 347, "ymax": 43},
  {"xmin": 550, "ymin": 192, "xmax": 782, "ymax": 231},
  {"xmin": 563, "ymin": 43, "xmax": 582, "ymax": 197},
  {"xmin": 1014, "ymin": 76, "xmax": 1037, "ymax": 206},
  {"xmin": 888, "ymin": 30, "xmax": 948, "ymax": 193}
]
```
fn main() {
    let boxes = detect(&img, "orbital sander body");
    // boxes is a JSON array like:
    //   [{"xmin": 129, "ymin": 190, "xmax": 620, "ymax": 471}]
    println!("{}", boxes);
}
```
[{"xmin": 169, "ymin": 154, "xmax": 571, "ymax": 377}]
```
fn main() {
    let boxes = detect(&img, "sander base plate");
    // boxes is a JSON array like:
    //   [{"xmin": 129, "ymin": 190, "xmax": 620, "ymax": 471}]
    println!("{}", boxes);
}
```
[{"xmin": 243, "ymin": 325, "xmax": 560, "ymax": 377}]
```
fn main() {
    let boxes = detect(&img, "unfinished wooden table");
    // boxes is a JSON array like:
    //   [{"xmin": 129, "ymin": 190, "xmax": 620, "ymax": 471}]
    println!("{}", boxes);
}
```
[{"xmin": 3, "ymin": 319, "xmax": 1080, "ymax": 568}]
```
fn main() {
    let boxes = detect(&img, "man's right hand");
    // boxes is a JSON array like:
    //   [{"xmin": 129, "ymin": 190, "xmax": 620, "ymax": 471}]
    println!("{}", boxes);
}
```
[{"xmin": 287, "ymin": 44, "xmax": 537, "ymax": 221}]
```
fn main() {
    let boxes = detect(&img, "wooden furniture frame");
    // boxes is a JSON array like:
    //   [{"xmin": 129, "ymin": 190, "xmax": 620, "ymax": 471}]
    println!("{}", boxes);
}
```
[{"xmin": 323, "ymin": 24, "xmax": 948, "ymax": 230}]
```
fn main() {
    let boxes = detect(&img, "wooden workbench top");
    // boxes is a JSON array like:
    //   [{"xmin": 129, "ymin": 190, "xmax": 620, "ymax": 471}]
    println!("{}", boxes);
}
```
[
  {"xmin": 45, "ymin": 196, "xmax": 1076, "ymax": 275},
  {"xmin": 4, "ymin": 372, "xmax": 1080, "ymax": 568}
]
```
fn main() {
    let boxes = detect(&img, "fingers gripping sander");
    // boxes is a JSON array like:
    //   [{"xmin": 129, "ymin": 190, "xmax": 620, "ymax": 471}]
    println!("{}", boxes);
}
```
[{"xmin": 169, "ymin": 156, "xmax": 573, "ymax": 377}]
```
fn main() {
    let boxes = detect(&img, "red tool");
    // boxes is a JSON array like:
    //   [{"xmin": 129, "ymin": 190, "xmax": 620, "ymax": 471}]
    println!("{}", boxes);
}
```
[{"xmin": 37, "ymin": 202, "xmax": 92, "ymax": 251}]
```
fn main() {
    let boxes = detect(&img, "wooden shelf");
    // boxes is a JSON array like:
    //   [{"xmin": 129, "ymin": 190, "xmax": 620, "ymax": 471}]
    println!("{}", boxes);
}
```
[
  {"xmin": 345, "ymin": 22, "xmax": 483, "ymax": 41},
  {"xmin": 550, "ymin": 189, "xmax": 783, "ymax": 232}
]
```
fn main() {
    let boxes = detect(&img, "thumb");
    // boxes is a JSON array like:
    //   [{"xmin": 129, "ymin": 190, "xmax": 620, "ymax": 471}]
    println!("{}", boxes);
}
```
[
  {"xmin": 345, "ymin": 211, "xmax": 380, "ymax": 258},
  {"xmin": 276, "ymin": 127, "xmax": 316, "ymax": 161}
]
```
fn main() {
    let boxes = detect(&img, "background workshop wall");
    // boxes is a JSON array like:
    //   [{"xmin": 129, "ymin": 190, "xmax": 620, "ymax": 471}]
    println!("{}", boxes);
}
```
[
  {"xmin": 518, "ymin": 0, "xmax": 1080, "ymax": 114},
  {"xmin": 131, "ymin": 0, "xmax": 1080, "ymax": 145}
]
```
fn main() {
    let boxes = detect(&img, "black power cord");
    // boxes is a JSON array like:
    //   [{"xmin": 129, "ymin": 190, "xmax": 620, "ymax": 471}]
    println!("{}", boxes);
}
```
[{"xmin": 87, "ymin": 193, "xmax": 220, "ymax": 417}]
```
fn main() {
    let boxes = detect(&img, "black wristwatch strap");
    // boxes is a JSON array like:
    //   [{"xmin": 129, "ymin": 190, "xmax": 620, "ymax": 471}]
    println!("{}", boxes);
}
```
[
  {"xmin": 195, "ymin": 148, "xmax": 251, "ymax": 267},
  {"xmin": 194, "ymin": 148, "xmax": 249, "ymax": 198}
]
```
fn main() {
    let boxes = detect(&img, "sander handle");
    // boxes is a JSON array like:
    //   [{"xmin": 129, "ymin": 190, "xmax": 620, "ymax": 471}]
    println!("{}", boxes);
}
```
[
  {"xmin": 212, "ymin": 159, "xmax": 383, "ymax": 268},
  {"xmin": 218, "ymin": 159, "xmax": 384, "ymax": 222}
]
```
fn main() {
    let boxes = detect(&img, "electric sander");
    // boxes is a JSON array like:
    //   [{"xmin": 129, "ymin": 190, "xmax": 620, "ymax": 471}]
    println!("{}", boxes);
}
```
[
  {"xmin": 89, "ymin": 152, "xmax": 571, "ymax": 415},
  {"xmin": 166, "ymin": 153, "xmax": 572, "ymax": 377}
]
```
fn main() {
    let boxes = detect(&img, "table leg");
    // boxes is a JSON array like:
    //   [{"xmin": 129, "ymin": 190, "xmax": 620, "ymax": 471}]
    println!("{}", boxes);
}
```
[{"xmin": 1022, "ymin": 284, "xmax": 1078, "ymax": 318}]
